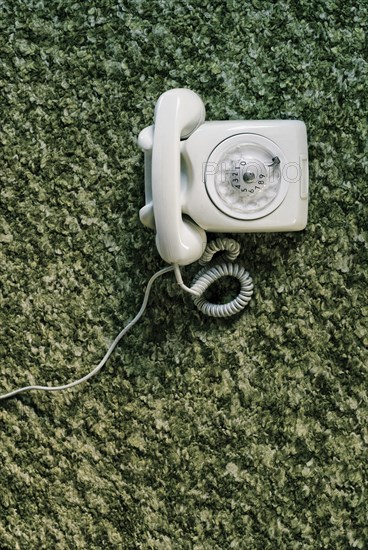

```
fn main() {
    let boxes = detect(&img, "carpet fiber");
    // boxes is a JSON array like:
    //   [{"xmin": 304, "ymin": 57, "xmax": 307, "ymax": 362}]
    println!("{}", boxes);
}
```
[{"xmin": 0, "ymin": 0, "xmax": 367, "ymax": 548}]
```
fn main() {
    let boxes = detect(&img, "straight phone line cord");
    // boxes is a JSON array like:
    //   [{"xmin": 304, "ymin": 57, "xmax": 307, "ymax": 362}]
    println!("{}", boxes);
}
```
[{"xmin": 0, "ymin": 266, "xmax": 174, "ymax": 400}]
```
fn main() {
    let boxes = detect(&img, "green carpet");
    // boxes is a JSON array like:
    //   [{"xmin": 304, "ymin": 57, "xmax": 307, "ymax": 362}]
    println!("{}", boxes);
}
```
[{"xmin": 1, "ymin": 0, "xmax": 367, "ymax": 548}]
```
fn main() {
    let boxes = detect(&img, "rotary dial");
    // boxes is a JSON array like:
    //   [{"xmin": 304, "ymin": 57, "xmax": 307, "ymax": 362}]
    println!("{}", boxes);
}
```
[
  {"xmin": 215, "ymin": 143, "xmax": 282, "ymax": 215},
  {"xmin": 204, "ymin": 134, "xmax": 288, "ymax": 221}
]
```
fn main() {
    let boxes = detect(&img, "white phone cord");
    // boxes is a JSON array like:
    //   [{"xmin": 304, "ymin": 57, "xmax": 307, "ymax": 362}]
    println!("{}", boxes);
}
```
[
  {"xmin": 174, "ymin": 238, "xmax": 254, "ymax": 318},
  {"xmin": 0, "ymin": 265, "xmax": 174, "ymax": 400}
]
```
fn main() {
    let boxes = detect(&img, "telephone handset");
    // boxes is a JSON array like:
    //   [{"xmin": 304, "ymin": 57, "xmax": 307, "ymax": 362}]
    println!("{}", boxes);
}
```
[{"xmin": 139, "ymin": 89, "xmax": 207, "ymax": 266}]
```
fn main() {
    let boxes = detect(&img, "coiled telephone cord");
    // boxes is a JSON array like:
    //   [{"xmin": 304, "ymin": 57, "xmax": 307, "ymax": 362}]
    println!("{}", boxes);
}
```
[{"xmin": 174, "ymin": 238, "xmax": 254, "ymax": 318}]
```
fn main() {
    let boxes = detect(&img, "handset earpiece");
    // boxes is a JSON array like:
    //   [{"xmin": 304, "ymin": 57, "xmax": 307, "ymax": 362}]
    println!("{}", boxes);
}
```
[{"xmin": 151, "ymin": 88, "xmax": 206, "ymax": 266}]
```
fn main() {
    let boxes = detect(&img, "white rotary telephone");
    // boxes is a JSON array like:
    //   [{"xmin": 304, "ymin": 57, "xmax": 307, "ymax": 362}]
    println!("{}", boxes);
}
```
[
  {"xmin": 0, "ymin": 88, "xmax": 309, "ymax": 399},
  {"xmin": 138, "ymin": 88, "xmax": 309, "ymax": 316}
]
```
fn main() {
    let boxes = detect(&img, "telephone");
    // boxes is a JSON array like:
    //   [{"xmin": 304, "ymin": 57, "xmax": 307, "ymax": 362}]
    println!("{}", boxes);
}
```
[
  {"xmin": 0, "ymin": 88, "xmax": 308, "ymax": 399},
  {"xmin": 138, "ymin": 88, "xmax": 309, "ymax": 316}
]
